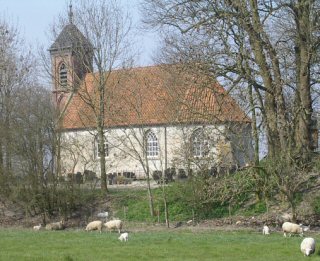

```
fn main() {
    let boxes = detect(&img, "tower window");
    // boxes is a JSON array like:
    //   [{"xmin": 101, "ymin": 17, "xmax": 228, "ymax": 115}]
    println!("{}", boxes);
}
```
[{"xmin": 59, "ymin": 63, "xmax": 68, "ymax": 87}]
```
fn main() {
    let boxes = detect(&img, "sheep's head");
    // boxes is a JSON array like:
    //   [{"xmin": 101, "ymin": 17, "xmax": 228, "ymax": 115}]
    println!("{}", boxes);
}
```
[
  {"xmin": 299, "ymin": 224, "xmax": 310, "ymax": 232},
  {"xmin": 303, "ymin": 226, "xmax": 310, "ymax": 232},
  {"xmin": 305, "ymin": 248, "xmax": 313, "ymax": 256}
]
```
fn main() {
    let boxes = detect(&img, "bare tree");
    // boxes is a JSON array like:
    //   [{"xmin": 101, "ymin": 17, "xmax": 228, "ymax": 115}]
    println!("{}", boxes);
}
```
[
  {"xmin": 140, "ymin": 0, "xmax": 320, "ymax": 219},
  {"xmin": 104, "ymin": 69, "xmax": 159, "ymax": 218},
  {"xmin": 0, "ymin": 17, "xmax": 34, "ymax": 191},
  {"xmin": 13, "ymin": 85, "xmax": 57, "ymax": 221},
  {"xmin": 141, "ymin": 0, "xmax": 320, "ymax": 164},
  {"xmin": 48, "ymin": 0, "xmax": 134, "ymax": 192}
]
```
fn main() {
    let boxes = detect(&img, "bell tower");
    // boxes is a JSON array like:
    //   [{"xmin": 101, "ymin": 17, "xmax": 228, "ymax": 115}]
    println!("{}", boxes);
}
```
[{"xmin": 49, "ymin": 3, "xmax": 93, "ymax": 107}]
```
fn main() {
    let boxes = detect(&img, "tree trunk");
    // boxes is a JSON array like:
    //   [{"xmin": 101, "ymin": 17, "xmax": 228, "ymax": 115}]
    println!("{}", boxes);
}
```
[
  {"xmin": 290, "ymin": 200, "xmax": 297, "ymax": 223},
  {"xmin": 0, "ymin": 139, "xmax": 3, "ymax": 176},
  {"xmin": 242, "ymin": 1, "xmax": 280, "ymax": 158},
  {"xmin": 164, "ymin": 197, "xmax": 169, "ymax": 228},
  {"xmin": 97, "ymin": 125, "xmax": 107, "ymax": 192},
  {"xmin": 249, "ymin": 85, "xmax": 259, "ymax": 166},
  {"xmin": 56, "ymin": 132, "xmax": 62, "ymax": 177},
  {"xmin": 160, "ymin": 172, "xmax": 169, "ymax": 227},
  {"xmin": 293, "ymin": 1, "xmax": 313, "ymax": 162},
  {"xmin": 145, "ymin": 164, "xmax": 155, "ymax": 217},
  {"xmin": 97, "ymin": 75, "xmax": 107, "ymax": 192}
]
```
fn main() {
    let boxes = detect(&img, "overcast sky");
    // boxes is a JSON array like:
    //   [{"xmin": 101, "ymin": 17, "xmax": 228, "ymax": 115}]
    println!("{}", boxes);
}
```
[{"xmin": 0, "ymin": 0, "xmax": 158, "ymax": 66}]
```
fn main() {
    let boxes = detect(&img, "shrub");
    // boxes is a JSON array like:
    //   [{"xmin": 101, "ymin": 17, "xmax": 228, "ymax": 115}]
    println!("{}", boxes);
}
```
[
  {"xmin": 241, "ymin": 202, "xmax": 267, "ymax": 216},
  {"xmin": 83, "ymin": 170, "xmax": 96, "ymax": 182},
  {"xmin": 75, "ymin": 172, "xmax": 83, "ymax": 184},
  {"xmin": 177, "ymin": 169, "xmax": 187, "ymax": 180},
  {"xmin": 152, "ymin": 169, "xmax": 175, "ymax": 184},
  {"xmin": 164, "ymin": 168, "xmax": 176, "ymax": 182},
  {"xmin": 152, "ymin": 170, "xmax": 162, "ymax": 184},
  {"xmin": 311, "ymin": 196, "xmax": 320, "ymax": 215}
]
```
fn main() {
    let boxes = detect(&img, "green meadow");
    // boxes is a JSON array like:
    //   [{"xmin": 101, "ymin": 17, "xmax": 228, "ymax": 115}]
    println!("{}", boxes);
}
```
[{"xmin": 0, "ymin": 228, "xmax": 318, "ymax": 261}]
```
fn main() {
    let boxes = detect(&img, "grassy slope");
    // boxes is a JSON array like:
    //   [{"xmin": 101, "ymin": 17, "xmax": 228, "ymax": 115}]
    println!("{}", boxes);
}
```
[
  {"xmin": 108, "ymin": 185, "xmax": 231, "ymax": 222},
  {"xmin": 0, "ymin": 228, "xmax": 318, "ymax": 261}
]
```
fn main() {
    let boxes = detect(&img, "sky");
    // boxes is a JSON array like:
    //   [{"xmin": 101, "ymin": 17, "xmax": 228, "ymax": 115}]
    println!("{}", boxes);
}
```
[{"xmin": 0, "ymin": 0, "xmax": 159, "ymax": 66}]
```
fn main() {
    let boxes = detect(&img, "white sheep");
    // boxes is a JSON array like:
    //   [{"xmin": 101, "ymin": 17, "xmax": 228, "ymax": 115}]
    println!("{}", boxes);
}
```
[
  {"xmin": 300, "ymin": 224, "xmax": 310, "ymax": 232},
  {"xmin": 282, "ymin": 222, "xmax": 303, "ymax": 237},
  {"xmin": 262, "ymin": 225, "xmax": 270, "ymax": 235},
  {"xmin": 104, "ymin": 219, "xmax": 123, "ymax": 234},
  {"xmin": 300, "ymin": 237, "xmax": 316, "ymax": 256},
  {"xmin": 118, "ymin": 232, "xmax": 128, "ymax": 242},
  {"xmin": 97, "ymin": 212, "xmax": 109, "ymax": 218},
  {"xmin": 33, "ymin": 224, "xmax": 42, "ymax": 231},
  {"xmin": 85, "ymin": 220, "xmax": 103, "ymax": 233},
  {"xmin": 45, "ymin": 220, "xmax": 65, "ymax": 231}
]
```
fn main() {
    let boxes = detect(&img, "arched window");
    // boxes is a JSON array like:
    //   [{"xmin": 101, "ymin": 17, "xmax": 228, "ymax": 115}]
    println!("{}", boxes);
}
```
[
  {"xmin": 191, "ymin": 128, "xmax": 209, "ymax": 157},
  {"xmin": 95, "ymin": 136, "xmax": 109, "ymax": 159},
  {"xmin": 59, "ymin": 63, "xmax": 68, "ymax": 87},
  {"xmin": 146, "ymin": 131, "xmax": 159, "ymax": 157}
]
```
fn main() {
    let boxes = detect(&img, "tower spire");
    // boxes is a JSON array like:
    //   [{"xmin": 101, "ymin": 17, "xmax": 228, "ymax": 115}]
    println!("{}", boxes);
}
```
[{"xmin": 68, "ymin": 1, "xmax": 73, "ymax": 24}]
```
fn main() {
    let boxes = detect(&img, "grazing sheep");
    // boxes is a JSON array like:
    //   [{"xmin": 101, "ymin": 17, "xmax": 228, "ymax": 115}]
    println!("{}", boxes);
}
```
[
  {"xmin": 118, "ymin": 232, "xmax": 129, "ymax": 242},
  {"xmin": 282, "ymin": 222, "xmax": 303, "ymax": 237},
  {"xmin": 85, "ymin": 220, "xmax": 103, "ymax": 233},
  {"xmin": 104, "ymin": 219, "xmax": 123, "ymax": 234},
  {"xmin": 45, "ymin": 220, "xmax": 65, "ymax": 231},
  {"xmin": 97, "ymin": 212, "xmax": 109, "ymax": 218},
  {"xmin": 300, "ymin": 224, "xmax": 310, "ymax": 232},
  {"xmin": 300, "ymin": 237, "xmax": 316, "ymax": 256},
  {"xmin": 33, "ymin": 224, "xmax": 42, "ymax": 231},
  {"xmin": 262, "ymin": 225, "xmax": 270, "ymax": 235}
]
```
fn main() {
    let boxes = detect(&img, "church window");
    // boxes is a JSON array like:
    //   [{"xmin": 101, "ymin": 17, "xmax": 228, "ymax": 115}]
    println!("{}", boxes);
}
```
[
  {"xmin": 59, "ymin": 63, "xmax": 68, "ymax": 87},
  {"xmin": 191, "ymin": 128, "xmax": 209, "ymax": 157},
  {"xmin": 95, "ymin": 137, "xmax": 109, "ymax": 158},
  {"xmin": 146, "ymin": 131, "xmax": 159, "ymax": 157}
]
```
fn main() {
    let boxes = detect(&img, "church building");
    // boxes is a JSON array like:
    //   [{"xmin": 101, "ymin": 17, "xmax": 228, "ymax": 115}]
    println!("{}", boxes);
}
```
[{"xmin": 49, "ymin": 14, "xmax": 253, "ymax": 180}]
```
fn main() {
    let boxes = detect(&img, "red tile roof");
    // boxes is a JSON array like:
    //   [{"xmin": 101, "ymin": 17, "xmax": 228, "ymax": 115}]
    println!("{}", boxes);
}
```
[{"xmin": 58, "ymin": 65, "xmax": 250, "ymax": 130}]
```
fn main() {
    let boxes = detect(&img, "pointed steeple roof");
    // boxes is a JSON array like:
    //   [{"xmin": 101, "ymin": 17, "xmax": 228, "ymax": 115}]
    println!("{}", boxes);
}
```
[{"xmin": 49, "ymin": 23, "xmax": 92, "ymax": 52}]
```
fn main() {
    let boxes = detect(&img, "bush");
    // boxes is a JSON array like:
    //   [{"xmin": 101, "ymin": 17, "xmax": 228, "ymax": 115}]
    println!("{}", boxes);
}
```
[
  {"xmin": 152, "ymin": 169, "xmax": 176, "ymax": 184},
  {"xmin": 164, "ymin": 168, "xmax": 176, "ymax": 182},
  {"xmin": 312, "ymin": 196, "xmax": 320, "ymax": 215},
  {"xmin": 152, "ymin": 170, "xmax": 162, "ymax": 184},
  {"xmin": 75, "ymin": 172, "xmax": 83, "ymax": 184},
  {"xmin": 176, "ymin": 169, "xmax": 187, "ymax": 180},
  {"xmin": 240, "ymin": 202, "xmax": 267, "ymax": 216},
  {"xmin": 83, "ymin": 170, "xmax": 96, "ymax": 182},
  {"xmin": 123, "ymin": 172, "xmax": 136, "ymax": 180}
]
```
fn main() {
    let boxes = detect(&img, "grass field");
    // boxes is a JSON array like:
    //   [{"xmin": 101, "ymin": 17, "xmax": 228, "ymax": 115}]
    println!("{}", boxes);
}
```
[{"xmin": 0, "ymin": 228, "xmax": 319, "ymax": 261}]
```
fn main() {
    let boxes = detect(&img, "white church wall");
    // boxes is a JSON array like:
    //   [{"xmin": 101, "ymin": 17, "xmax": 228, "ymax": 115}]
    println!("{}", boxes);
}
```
[{"xmin": 60, "ymin": 123, "xmax": 251, "ymax": 178}]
